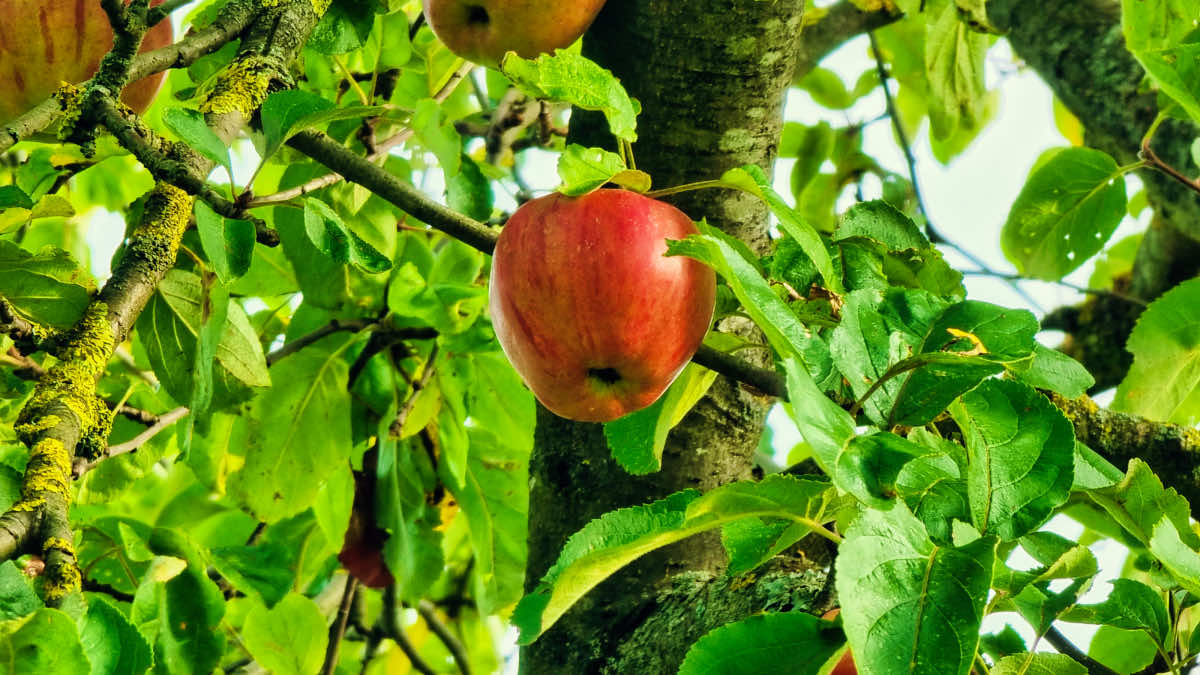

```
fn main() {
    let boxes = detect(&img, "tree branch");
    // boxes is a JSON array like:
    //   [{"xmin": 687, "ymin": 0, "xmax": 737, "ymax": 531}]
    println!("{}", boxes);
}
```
[
  {"xmin": 284, "ymin": 131, "xmax": 501, "ymax": 253},
  {"xmin": 416, "ymin": 600, "xmax": 472, "ymax": 675}
]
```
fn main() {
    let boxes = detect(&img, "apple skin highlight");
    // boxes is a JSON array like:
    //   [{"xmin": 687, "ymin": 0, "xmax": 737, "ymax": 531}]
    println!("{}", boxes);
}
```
[
  {"xmin": 422, "ymin": 0, "xmax": 607, "ymax": 68},
  {"xmin": 0, "ymin": 0, "xmax": 174, "ymax": 123},
  {"xmin": 489, "ymin": 189, "xmax": 716, "ymax": 423}
]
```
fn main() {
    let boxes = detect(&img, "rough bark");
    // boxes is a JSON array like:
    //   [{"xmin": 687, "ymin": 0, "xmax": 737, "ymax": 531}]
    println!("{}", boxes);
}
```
[{"xmin": 521, "ymin": 1, "xmax": 808, "ymax": 672}]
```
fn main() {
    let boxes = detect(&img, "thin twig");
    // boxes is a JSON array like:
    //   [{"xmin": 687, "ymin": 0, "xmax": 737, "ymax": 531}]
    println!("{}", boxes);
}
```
[
  {"xmin": 417, "ymin": 600, "xmax": 472, "ymax": 675},
  {"xmin": 390, "ymin": 345, "xmax": 439, "ymax": 437},
  {"xmin": 1140, "ymin": 136, "xmax": 1200, "ymax": 198},
  {"xmin": 74, "ymin": 406, "xmax": 189, "ymax": 476},
  {"xmin": 321, "ymin": 576, "xmax": 359, "ymax": 675},
  {"xmin": 961, "ymin": 269, "xmax": 1147, "ymax": 307},
  {"xmin": 266, "ymin": 318, "xmax": 375, "ymax": 366}
]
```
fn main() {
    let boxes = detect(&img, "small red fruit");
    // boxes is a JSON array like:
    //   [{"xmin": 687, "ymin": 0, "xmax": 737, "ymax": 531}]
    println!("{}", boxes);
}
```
[
  {"xmin": 489, "ymin": 189, "xmax": 716, "ymax": 422},
  {"xmin": 422, "ymin": 0, "xmax": 608, "ymax": 69},
  {"xmin": 0, "ymin": 0, "xmax": 174, "ymax": 123}
]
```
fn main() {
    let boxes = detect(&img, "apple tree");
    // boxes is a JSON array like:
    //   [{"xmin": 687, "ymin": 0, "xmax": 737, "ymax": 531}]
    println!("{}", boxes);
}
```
[{"xmin": 0, "ymin": 0, "xmax": 1199, "ymax": 674}]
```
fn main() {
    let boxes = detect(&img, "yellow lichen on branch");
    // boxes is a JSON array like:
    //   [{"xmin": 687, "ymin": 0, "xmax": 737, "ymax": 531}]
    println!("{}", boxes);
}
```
[
  {"xmin": 199, "ymin": 55, "xmax": 281, "ymax": 115},
  {"xmin": 42, "ymin": 536, "xmax": 81, "ymax": 603}
]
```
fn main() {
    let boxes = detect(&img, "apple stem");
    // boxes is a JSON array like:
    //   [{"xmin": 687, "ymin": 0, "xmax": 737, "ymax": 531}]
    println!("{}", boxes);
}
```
[
  {"xmin": 645, "ymin": 179, "xmax": 735, "ymax": 199},
  {"xmin": 621, "ymin": 139, "xmax": 638, "ymax": 171}
]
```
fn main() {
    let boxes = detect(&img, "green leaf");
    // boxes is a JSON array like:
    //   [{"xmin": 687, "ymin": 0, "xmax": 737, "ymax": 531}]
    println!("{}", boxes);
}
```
[
  {"xmin": 925, "ymin": 1, "xmax": 989, "ymax": 141},
  {"xmin": 450, "ymin": 429, "xmax": 529, "ymax": 614},
  {"xmin": 1123, "ymin": 0, "xmax": 1200, "ymax": 50},
  {"xmin": 260, "ymin": 90, "xmax": 388, "ymax": 161},
  {"xmin": 79, "ymin": 596, "xmax": 154, "ymax": 675},
  {"xmin": 0, "ymin": 185, "xmax": 34, "ymax": 209},
  {"xmin": 162, "ymin": 107, "xmax": 232, "ymax": 180},
  {"xmin": 0, "ymin": 562, "xmax": 39, "ymax": 621},
  {"xmin": 1088, "ymin": 459, "xmax": 1199, "ymax": 549},
  {"xmin": 1001, "ymin": 147, "xmax": 1127, "ymax": 280},
  {"xmin": 0, "ymin": 608, "xmax": 91, "ymax": 674},
  {"xmin": 303, "ymin": 199, "xmax": 393, "ymax": 273},
  {"xmin": 1088, "ymin": 625, "xmax": 1158, "ymax": 675},
  {"xmin": 207, "ymin": 544, "xmax": 294, "ymax": 608},
  {"xmin": 782, "ymin": 357, "xmax": 857, "ymax": 473},
  {"xmin": 991, "ymin": 654, "xmax": 1086, "ymax": 675},
  {"xmin": 0, "ymin": 240, "xmax": 93, "ymax": 329},
  {"xmin": 1089, "ymin": 233, "xmax": 1142, "ymax": 290},
  {"xmin": 136, "ymin": 270, "xmax": 271, "ymax": 405},
  {"xmin": 1009, "ymin": 343, "xmax": 1094, "ymax": 398},
  {"xmin": 890, "ymin": 300, "xmax": 1039, "ymax": 426},
  {"xmin": 1060, "ymin": 579, "xmax": 1169, "ymax": 648},
  {"xmin": 446, "ymin": 155, "xmax": 494, "ymax": 221},
  {"xmin": 835, "ymin": 432, "xmax": 925, "ymax": 507},
  {"xmin": 194, "ymin": 201, "xmax": 254, "ymax": 284},
  {"xmin": 307, "ymin": 0, "xmax": 374, "ymax": 54},
  {"xmin": 468, "ymin": 352, "xmax": 535, "ymax": 452},
  {"xmin": 1132, "ymin": 43, "xmax": 1200, "ymax": 124},
  {"xmin": 796, "ymin": 67, "xmax": 856, "ymax": 109},
  {"xmin": 242, "ymin": 594, "xmax": 327, "ymax": 675},
  {"xmin": 951, "ymin": 379, "xmax": 1074, "ymax": 540},
  {"xmin": 721, "ymin": 478, "xmax": 840, "ymax": 576},
  {"xmin": 556, "ymin": 144, "xmax": 651, "ymax": 196},
  {"xmin": 183, "ymin": 274, "xmax": 228, "ymax": 450},
  {"xmin": 1020, "ymin": 531, "xmax": 1098, "ymax": 581},
  {"xmin": 375, "ymin": 412, "xmax": 444, "ymax": 604},
  {"xmin": 1112, "ymin": 277, "xmax": 1200, "ymax": 424},
  {"xmin": 412, "ymin": 98, "xmax": 462, "ymax": 178},
  {"xmin": 1072, "ymin": 442, "xmax": 1123, "ymax": 491},
  {"xmin": 502, "ymin": 50, "xmax": 641, "ymax": 142},
  {"xmin": 229, "ymin": 332, "xmax": 355, "ymax": 522},
  {"xmin": 835, "ymin": 200, "xmax": 930, "ymax": 251},
  {"xmin": 836, "ymin": 503, "xmax": 994, "ymax": 675},
  {"xmin": 603, "ymin": 363, "xmax": 718, "ymax": 475},
  {"xmin": 1148, "ymin": 516, "xmax": 1200, "ymax": 596},
  {"xmin": 719, "ymin": 165, "xmax": 840, "ymax": 292},
  {"xmin": 678, "ymin": 612, "xmax": 844, "ymax": 675},
  {"xmin": 131, "ymin": 555, "xmax": 226, "ymax": 675},
  {"xmin": 514, "ymin": 475, "xmax": 835, "ymax": 644},
  {"xmin": 667, "ymin": 230, "xmax": 828, "ymax": 373}
]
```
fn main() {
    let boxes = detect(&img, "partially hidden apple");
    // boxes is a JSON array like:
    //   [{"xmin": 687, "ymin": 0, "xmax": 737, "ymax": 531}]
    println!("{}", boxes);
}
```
[
  {"xmin": 338, "ymin": 499, "xmax": 395, "ymax": 589},
  {"xmin": 0, "ymin": 0, "xmax": 173, "ymax": 123},
  {"xmin": 822, "ymin": 608, "xmax": 858, "ymax": 675},
  {"xmin": 489, "ymin": 188, "xmax": 716, "ymax": 423},
  {"xmin": 422, "ymin": 0, "xmax": 607, "ymax": 68}
]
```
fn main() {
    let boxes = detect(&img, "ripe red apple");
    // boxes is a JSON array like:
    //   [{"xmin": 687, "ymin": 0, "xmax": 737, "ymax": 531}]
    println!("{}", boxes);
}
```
[
  {"xmin": 422, "ymin": 0, "xmax": 607, "ymax": 68},
  {"xmin": 0, "ymin": 0, "xmax": 173, "ymax": 123},
  {"xmin": 489, "ymin": 189, "xmax": 716, "ymax": 422}
]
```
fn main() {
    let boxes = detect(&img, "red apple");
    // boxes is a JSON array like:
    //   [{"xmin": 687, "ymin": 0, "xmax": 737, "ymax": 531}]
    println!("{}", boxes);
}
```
[
  {"xmin": 0, "ymin": 0, "xmax": 173, "ymax": 123},
  {"xmin": 489, "ymin": 189, "xmax": 716, "ymax": 422},
  {"xmin": 830, "ymin": 650, "xmax": 857, "ymax": 675},
  {"xmin": 338, "ymin": 504, "xmax": 395, "ymax": 589},
  {"xmin": 822, "ymin": 609, "xmax": 858, "ymax": 675},
  {"xmin": 422, "ymin": 0, "xmax": 607, "ymax": 68}
]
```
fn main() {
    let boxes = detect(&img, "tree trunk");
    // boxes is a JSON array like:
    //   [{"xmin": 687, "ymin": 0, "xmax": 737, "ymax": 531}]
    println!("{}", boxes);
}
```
[{"xmin": 521, "ymin": 1, "xmax": 808, "ymax": 672}]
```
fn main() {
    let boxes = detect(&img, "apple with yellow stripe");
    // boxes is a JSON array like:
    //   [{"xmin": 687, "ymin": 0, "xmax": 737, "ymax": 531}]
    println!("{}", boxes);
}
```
[
  {"xmin": 0, "ymin": 0, "xmax": 173, "ymax": 123},
  {"xmin": 489, "ymin": 188, "xmax": 716, "ymax": 422},
  {"xmin": 422, "ymin": 0, "xmax": 607, "ymax": 68}
]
